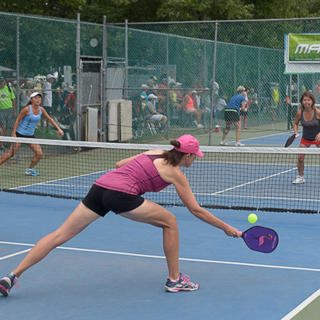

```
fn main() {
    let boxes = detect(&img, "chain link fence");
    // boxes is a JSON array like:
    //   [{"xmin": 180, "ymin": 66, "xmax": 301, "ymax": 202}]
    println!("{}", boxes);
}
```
[{"xmin": 1, "ymin": 12, "xmax": 320, "ymax": 144}]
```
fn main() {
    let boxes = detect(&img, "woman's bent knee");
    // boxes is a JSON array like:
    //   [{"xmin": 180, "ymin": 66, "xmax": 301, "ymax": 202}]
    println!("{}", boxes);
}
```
[{"xmin": 163, "ymin": 214, "xmax": 178, "ymax": 230}]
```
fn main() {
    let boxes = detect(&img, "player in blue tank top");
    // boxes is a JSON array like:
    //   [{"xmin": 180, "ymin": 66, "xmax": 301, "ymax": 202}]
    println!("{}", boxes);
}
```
[
  {"xmin": 220, "ymin": 85, "xmax": 247, "ymax": 146},
  {"xmin": 0, "ymin": 92, "xmax": 63, "ymax": 176}
]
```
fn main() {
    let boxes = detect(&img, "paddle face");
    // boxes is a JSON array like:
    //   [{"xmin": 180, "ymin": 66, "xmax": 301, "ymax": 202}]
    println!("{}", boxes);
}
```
[
  {"xmin": 242, "ymin": 226, "xmax": 279, "ymax": 253},
  {"xmin": 285, "ymin": 134, "xmax": 296, "ymax": 147}
]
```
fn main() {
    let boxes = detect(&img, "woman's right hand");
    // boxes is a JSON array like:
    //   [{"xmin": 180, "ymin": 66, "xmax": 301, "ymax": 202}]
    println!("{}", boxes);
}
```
[{"xmin": 224, "ymin": 226, "xmax": 242, "ymax": 238}]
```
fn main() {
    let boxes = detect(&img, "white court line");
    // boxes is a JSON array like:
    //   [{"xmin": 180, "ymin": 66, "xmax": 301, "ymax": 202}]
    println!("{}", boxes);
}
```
[
  {"xmin": 241, "ymin": 131, "xmax": 291, "ymax": 142},
  {"xmin": 10, "ymin": 170, "xmax": 106, "ymax": 190},
  {"xmin": 17, "ymin": 183, "xmax": 90, "ymax": 188},
  {"xmin": 158, "ymin": 189, "xmax": 320, "ymax": 204},
  {"xmin": 281, "ymin": 289, "xmax": 320, "ymax": 319},
  {"xmin": 198, "ymin": 193, "xmax": 320, "ymax": 202},
  {"xmin": 159, "ymin": 179, "xmax": 320, "ymax": 203},
  {"xmin": 231, "ymin": 130, "xmax": 302, "ymax": 144},
  {"xmin": 212, "ymin": 168, "xmax": 296, "ymax": 195},
  {"xmin": 0, "ymin": 249, "xmax": 31, "ymax": 260},
  {"xmin": 1, "ymin": 240, "xmax": 320, "ymax": 273}
]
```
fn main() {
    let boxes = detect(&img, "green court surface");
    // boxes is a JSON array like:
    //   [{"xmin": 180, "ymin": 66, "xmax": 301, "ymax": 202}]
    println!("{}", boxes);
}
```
[{"xmin": 282, "ymin": 289, "xmax": 320, "ymax": 320}]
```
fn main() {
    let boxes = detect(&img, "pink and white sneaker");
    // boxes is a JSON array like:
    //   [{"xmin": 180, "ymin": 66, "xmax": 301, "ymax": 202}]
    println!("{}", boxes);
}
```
[
  {"xmin": 165, "ymin": 273, "xmax": 199, "ymax": 293},
  {"xmin": 0, "ymin": 273, "xmax": 18, "ymax": 297}
]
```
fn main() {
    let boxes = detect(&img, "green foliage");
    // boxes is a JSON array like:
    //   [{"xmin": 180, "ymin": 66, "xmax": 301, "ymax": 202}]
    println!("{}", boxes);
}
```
[
  {"xmin": 157, "ymin": 0, "xmax": 255, "ymax": 21},
  {"xmin": 0, "ymin": 0, "xmax": 84, "ymax": 19},
  {"xmin": 251, "ymin": 0, "xmax": 312, "ymax": 19},
  {"xmin": 2, "ymin": 0, "xmax": 320, "ymax": 22}
]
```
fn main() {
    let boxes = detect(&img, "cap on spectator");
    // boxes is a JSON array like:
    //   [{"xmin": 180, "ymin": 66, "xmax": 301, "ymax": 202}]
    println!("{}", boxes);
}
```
[
  {"xmin": 141, "ymin": 84, "xmax": 148, "ymax": 89},
  {"xmin": 236, "ymin": 85, "xmax": 246, "ymax": 93},
  {"xmin": 46, "ymin": 74, "xmax": 55, "ymax": 80},
  {"xmin": 148, "ymin": 93, "xmax": 158, "ymax": 100},
  {"xmin": 30, "ymin": 92, "xmax": 42, "ymax": 98},
  {"xmin": 169, "ymin": 80, "xmax": 176, "ymax": 88},
  {"xmin": 212, "ymin": 81, "xmax": 219, "ymax": 89},
  {"xmin": 192, "ymin": 90, "xmax": 197, "ymax": 94}
]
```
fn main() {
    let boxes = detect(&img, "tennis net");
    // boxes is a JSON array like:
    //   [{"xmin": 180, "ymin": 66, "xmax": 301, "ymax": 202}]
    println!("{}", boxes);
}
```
[{"xmin": 0, "ymin": 136, "xmax": 320, "ymax": 213}]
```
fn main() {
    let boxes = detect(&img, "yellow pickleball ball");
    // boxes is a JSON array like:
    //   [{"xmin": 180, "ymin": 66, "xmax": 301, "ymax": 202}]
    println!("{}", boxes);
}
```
[{"xmin": 248, "ymin": 213, "xmax": 258, "ymax": 224}]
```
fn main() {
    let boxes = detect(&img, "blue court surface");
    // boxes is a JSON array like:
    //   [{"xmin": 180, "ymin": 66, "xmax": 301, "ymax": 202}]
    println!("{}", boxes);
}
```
[
  {"xmin": 10, "ymin": 158, "xmax": 320, "ymax": 213},
  {"xmin": 1, "ymin": 192, "xmax": 320, "ymax": 320},
  {"xmin": 230, "ymin": 131, "xmax": 300, "ymax": 147}
]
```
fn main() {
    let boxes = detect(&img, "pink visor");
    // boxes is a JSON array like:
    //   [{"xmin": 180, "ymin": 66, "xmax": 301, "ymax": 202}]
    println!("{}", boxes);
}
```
[{"xmin": 175, "ymin": 134, "xmax": 204, "ymax": 157}]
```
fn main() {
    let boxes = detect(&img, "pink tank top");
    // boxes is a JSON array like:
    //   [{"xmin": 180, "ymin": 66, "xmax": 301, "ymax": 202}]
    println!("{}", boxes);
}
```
[{"xmin": 95, "ymin": 154, "xmax": 171, "ymax": 195}]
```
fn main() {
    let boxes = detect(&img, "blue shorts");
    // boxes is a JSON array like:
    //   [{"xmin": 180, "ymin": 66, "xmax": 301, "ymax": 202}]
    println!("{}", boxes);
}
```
[{"xmin": 82, "ymin": 184, "xmax": 145, "ymax": 217}]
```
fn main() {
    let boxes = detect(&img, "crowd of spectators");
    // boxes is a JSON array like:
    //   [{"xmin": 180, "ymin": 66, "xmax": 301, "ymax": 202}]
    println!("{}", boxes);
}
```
[
  {"xmin": 1, "ymin": 70, "xmax": 298, "ymax": 144},
  {"xmin": 132, "ymin": 74, "xmax": 211, "ymax": 137},
  {"xmin": 131, "ymin": 73, "xmax": 260, "ymax": 140}
]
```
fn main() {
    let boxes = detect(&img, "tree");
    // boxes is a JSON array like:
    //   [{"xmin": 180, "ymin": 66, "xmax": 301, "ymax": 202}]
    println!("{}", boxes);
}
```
[
  {"xmin": 157, "ymin": 0, "xmax": 254, "ymax": 21},
  {"xmin": 2, "ymin": 0, "xmax": 320, "ymax": 23},
  {"xmin": 0, "ymin": 0, "xmax": 84, "ymax": 19}
]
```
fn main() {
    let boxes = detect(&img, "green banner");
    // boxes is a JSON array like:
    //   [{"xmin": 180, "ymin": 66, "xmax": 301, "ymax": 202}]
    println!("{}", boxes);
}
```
[{"xmin": 288, "ymin": 33, "xmax": 320, "ymax": 62}]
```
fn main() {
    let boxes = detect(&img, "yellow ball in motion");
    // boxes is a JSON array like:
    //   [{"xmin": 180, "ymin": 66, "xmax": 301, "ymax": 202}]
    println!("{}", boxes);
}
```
[{"xmin": 248, "ymin": 213, "xmax": 258, "ymax": 224}]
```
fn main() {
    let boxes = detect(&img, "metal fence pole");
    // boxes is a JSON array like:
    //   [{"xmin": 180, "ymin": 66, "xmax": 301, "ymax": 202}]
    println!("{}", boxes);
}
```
[
  {"xmin": 233, "ymin": 45, "xmax": 237, "ymax": 91},
  {"xmin": 102, "ymin": 15, "xmax": 108, "ymax": 142},
  {"xmin": 208, "ymin": 21, "xmax": 218, "ymax": 146},
  {"xmin": 166, "ymin": 35, "xmax": 170, "ymax": 128},
  {"xmin": 124, "ymin": 19, "xmax": 128, "ymax": 100},
  {"xmin": 76, "ymin": 13, "xmax": 81, "ymax": 141},
  {"xmin": 16, "ymin": 16, "xmax": 20, "ymax": 110},
  {"xmin": 257, "ymin": 48, "xmax": 261, "ymax": 123}
]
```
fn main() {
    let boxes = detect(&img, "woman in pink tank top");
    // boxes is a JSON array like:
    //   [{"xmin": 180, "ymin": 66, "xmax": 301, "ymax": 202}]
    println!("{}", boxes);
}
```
[{"xmin": 0, "ymin": 135, "xmax": 242, "ymax": 297}]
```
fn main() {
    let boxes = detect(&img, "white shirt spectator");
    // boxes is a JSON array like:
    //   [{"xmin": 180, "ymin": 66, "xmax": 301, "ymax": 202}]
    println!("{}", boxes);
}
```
[
  {"xmin": 43, "ymin": 81, "xmax": 52, "ymax": 108},
  {"xmin": 43, "ymin": 74, "xmax": 55, "ymax": 109}
]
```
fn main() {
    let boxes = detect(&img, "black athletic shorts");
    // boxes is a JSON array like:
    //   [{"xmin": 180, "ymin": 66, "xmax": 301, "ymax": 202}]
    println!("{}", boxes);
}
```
[
  {"xmin": 224, "ymin": 109, "xmax": 240, "ymax": 122},
  {"xmin": 16, "ymin": 131, "xmax": 35, "ymax": 138},
  {"xmin": 82, "ymin": 184, "xmax": 145, "ymax": 217}
]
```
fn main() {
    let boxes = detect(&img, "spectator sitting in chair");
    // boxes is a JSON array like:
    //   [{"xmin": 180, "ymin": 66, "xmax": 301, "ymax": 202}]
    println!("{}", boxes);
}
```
[
  {"xmin": 146, "ymin": 94, "xmax": 167, "ymax": 132},
  {"xmin": 147, "ymin": 75, "xmax": 158, "ymax": 91},
  {"xmin": 168, "ymin": 81, "xmax": 183, "ymax": 113},
  {"xmin": 156, "ymin": 76, "xmax": 168, "ymax": 114},
  {"xmin": 140, "ymin": 84, "xmax": 149, "ymax": 101},
  {"xmin": 182, "ymin": 90, "xmax": 204, "ymax": 128}
]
